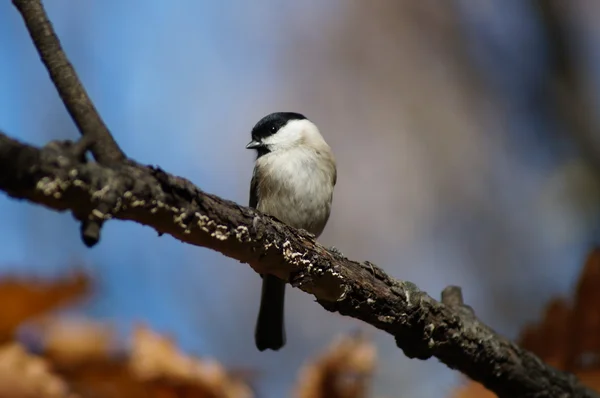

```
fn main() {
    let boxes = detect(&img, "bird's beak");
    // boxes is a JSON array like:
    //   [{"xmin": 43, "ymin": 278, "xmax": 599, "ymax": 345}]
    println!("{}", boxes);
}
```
[{"xmin": 246, "ymin": 140, "xmax": 262, "ymax": 149}]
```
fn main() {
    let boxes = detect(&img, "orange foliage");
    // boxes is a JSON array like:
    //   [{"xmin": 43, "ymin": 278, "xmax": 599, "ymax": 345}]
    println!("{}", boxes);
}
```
[
  {"xmin": 129, "ymin": 325, "xmax": 252, "ymax": 398},
  {"xmin": 0, "ymin": 342, "xmax": 74, "ymax": 398},
  {"xmin": 5, "ymin": 247, "xmax": 600, "ymax": 398},
  {"xmin": 0, "ymin": 271, "xmax": 88, "ymax": 343},
  {"xmin": 40, "ymin": 318, "xmax": 116, "ymax": 366},
  {"xmin": 453, "ymin": 247, "xmax": 600, "ymax": 397},
  {"xmin": 294, "ymin": 333, "xmax": 377, "ymax": 398},
  {"xmin": 4, "ymin": 245, "xmax": 600, "ymax": 398},
  {"xmin": 0, "ymin": 270, "xmax": 255, "ymax": 398},
  {"xmin": 0, "ymin": 269, "xmax": 378, "ymax": 398}
]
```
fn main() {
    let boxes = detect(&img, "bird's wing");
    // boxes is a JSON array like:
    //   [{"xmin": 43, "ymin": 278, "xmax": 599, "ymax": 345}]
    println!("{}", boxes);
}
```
[
  {"xmin": 249, "ymin": 167, "xmax": 259, "ymax": 209},
  {"xmin": 332, "ymin": 166, "xmax": 337, "ymax": 187}
]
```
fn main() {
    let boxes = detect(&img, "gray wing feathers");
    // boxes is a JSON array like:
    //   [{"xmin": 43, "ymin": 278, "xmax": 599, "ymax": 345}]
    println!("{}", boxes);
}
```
[{"xmin": 249, "ymin": 168, "xmax": 259, "ymax": 209}]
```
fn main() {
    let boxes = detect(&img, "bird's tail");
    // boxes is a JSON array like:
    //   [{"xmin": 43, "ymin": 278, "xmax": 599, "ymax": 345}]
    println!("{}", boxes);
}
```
[{"xmin": 255, "ymin": 274, "xmax": 286, "ymax": 351}]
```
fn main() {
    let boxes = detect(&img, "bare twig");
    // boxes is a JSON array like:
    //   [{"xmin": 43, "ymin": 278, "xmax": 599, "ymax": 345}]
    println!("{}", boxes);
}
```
[
  {"xmin": 12, "ymin": 0, "xmax": 126, "ymax": 244},
  {"xmin": 12, "ymin": 0, "xmax": 126, "ymax": 165},
  {"xmin": 0, "ymin": 132, "xmax": 596, "ymax": 398}
]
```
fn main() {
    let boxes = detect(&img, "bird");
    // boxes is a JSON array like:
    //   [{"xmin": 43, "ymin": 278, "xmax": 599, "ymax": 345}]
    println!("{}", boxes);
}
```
[{"xmin": 246, "ymin": 112, "xmax": 337, "ymax": 351}]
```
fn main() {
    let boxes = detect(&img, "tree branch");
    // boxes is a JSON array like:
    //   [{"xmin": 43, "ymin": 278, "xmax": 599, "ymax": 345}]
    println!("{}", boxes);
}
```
[
  {"xmin": 4, "ymin": 0, "xmax": 598, "ymax": 396},
  {"xmin": 0, "ymin": 132, "xmax": 596, "ymax": 398},
  {"xmin": 12, "ymin": 0, "xmax": 125, "ymax": 165}
]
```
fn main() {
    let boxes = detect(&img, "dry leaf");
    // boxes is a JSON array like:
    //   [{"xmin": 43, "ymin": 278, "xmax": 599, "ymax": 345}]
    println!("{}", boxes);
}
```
[
  {"xmin": 518, "ymin": 298, "xmax": 570, "ymax": 369},
  {"xmin": 565, "ymin": 247, "xmax": 600, "ymax": 371},
  {"xmin": 294, "ymin": 333, "xmax": 377, "ymax": 398},
  {"xmin": 0, "ymin": 342, "xmax": 75, "ymax": 398},
  {"xmin": 0, "ymin": 271, "xmax": 89, "ymax": 343},
  {"xmin": 129, "ymin": 325, "xmax": 253, "ymax": 398},
  {"xmin": 0, "ymin": 271, "xmax": 373, "ymax": 398},
  {"xmin": 39, "ymin": 318, "xmax": 116, "ymax": 367},
  {"xmin": 518, "ymin": 247, "xmax": 600, "ymax": 373},
  {"xmin": 573, "ymin": 369, "xmax": 600, "ymax": 391},
  {"xmin": 57, "ymin": 360, "xmax": 143, "ymax": 398},
  {"xmin": 453, "ymin": 247, "xmax": 600, "ymax": 397}
]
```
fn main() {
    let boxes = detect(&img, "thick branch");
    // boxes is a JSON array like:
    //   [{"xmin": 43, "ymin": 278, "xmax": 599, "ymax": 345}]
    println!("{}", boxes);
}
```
[
  {"xmin": 12, "ymin": 0, "xmax": 125, "ymax": 164},
  {"xmin": 0, "ymin": 132, "xmax": 595, "ymax": 398}
]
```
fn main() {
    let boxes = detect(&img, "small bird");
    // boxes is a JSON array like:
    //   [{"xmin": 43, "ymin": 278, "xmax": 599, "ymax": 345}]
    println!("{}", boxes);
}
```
[{"xmin": 246, "ymin": 112, "xmax": 337, "ymax": 351}]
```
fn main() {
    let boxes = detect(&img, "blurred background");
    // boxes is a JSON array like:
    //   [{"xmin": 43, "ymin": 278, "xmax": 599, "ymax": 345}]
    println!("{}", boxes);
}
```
[{"xmin": 1, "ymin": 0, "xmax": 600, "ymax": 397}]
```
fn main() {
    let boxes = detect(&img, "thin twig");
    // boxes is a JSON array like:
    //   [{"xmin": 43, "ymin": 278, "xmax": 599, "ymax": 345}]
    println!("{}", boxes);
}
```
[{"xmin": 11, "ymin": 0, "xmax": 126, "ymax": 165}]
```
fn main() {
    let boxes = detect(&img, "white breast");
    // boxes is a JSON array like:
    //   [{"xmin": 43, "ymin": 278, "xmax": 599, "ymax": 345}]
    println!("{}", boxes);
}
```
[{"xmin": 255, "ymin": 147, "xmax": 335, "ymax": 237}]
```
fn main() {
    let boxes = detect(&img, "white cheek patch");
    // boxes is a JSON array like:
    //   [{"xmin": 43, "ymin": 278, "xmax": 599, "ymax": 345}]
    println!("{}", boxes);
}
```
[{"xmin": 263, "ymin": 119, "xmax": 319, "ymax": 151}]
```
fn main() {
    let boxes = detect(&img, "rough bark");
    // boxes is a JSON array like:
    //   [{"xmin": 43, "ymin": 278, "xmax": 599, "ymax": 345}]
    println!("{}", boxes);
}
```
[
  {"xmin": 0, "ymin": 132, "xmax": 596, "ymax": 398},
  {"xmin": 2, "ymin": 0, "xmax": 598, "ymax": 397}
]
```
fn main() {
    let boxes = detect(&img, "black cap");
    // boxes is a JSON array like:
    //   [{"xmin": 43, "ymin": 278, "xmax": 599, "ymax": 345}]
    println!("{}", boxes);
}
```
[{"xmin": 251, "ymin": 112, "xmax": 307, "ymax": 142}]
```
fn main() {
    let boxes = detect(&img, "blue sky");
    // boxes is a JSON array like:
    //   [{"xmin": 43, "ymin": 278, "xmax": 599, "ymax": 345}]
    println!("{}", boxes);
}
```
[{"xmin": 0, "ymin": 2, "xmax": 351, "ymax": 397}]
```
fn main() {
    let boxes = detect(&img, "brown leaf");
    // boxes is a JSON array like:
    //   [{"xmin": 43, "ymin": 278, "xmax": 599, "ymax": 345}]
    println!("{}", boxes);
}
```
[
  {"xmin": 12, "ymin": 319, "xmax": 254, "ymax": 398},
  {"xmin": 20, "ymin": 318, "xmax": 140, "ymax": 398},
  {"xmin": 0, "ymin": 271, "xmax": 89, "ymax": 343},
  {"xmin": 518, "ymin": 298, "xmax": 571, "ymax": 369},
  {"xmin": 565, "ymin": 247, "xmax": 600, "ymax": 371},
  {"xmin": 38, "ymin": 318, "xmax": 116, "ymax": 367},
  {"xmin": 57, "ymin": 361, "xmax": 144, "ymax": 398},
  {"xmin": 574, "ymin": 369, "xmax": 600, "ymax": 391},
  {"xmin": 294, "ymin": 333, "xmax": 377, "ymax": 398},
  {"xmin": 518, "ymin": 247, "xmax": 600, "ymax": 372},
  {"xmin": 0, "ymin": 342, "xmax": 75, "ymax": 398},
  {"xmin": 453, "ymin": 247, "xmax": 600, "ymax": 397},
  {"xmin": 129, "ymin": 325, "xmax": 253, "ymax": 398}
]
